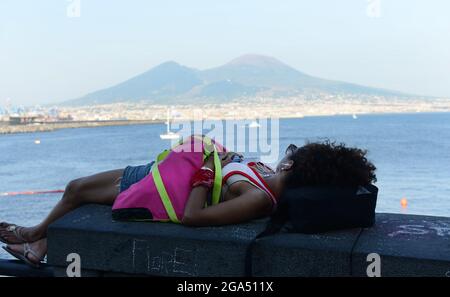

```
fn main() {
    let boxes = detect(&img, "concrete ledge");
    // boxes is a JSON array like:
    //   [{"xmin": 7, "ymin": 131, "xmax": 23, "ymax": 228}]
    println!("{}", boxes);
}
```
[
  {"xmin": 351, "ymin": 213, "xmax": 450, "ymax": 277},
  {"xmin": 251, "ymin": 228, "xmax": 362, "ymax": 276},
  {"xmin": 47, "ymin": 204, "xmax": 267, "ymax": 277},
  {"xmin": 0, "ymin": 259, "xmax": 54, "ymax": 277},
  {"xmin": 47, "ymin": 204, "xmax": 450, "ymax": 277}
]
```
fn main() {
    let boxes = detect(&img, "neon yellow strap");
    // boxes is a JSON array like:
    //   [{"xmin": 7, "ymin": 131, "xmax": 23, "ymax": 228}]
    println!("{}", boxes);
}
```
[
  {"xmin": 211, "ymin": 148, "xmax": 222, "ymax": 205},
  {"xmin": 200, "ymin": 136, "xmax": 222, "ymax": 206},
  {"xmin": 157, "ymin": 150, "xmax": 170, "ymax": 162},
  {"xmin": 152, "ymin": 135, "xmax": 222, "ymax": 222},
  {"xmin": 199, "ymin": 136, "xmax": 213, "ymax": 161},
  {"xmin": 151, "ymin": 162, "xmax": 180, "ymax": 223}
]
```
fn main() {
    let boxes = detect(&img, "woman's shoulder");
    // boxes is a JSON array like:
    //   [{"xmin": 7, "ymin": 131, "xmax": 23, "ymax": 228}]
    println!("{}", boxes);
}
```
[
  {"xmin": 247, "ymin": 161, "xmax": 275, "ymax": 176},
  {"xmin": 222, "ymin": 161, "xmax": 274, "ymax": 176},
  {"xmin": 222, "ymin": 162, "xmax": 250, "ymax": 175}
]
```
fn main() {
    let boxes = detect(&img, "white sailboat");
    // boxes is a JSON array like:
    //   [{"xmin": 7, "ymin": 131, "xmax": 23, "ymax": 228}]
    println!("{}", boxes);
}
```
[
  {"xmin": 160, "ymin": 109, "xmax": 180, "ymax": 140},
  {"xmin": 249, "ymin": 120, "xmax": 261, "ymax": 128}
]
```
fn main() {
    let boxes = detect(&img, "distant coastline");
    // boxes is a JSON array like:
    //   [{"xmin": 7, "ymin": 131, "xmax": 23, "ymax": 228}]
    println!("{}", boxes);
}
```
[
  {"xmin": 0, "ymin": 120, "xmax": 163, "ymax": 135},
  {"xmin": 2, "ymin": 109, "xmax": 450, "ymax": 135}
]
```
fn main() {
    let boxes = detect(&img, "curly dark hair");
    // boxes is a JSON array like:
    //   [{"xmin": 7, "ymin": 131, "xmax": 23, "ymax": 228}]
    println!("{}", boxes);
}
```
[{"xmin": 285, "ymin": 140, "xmax": 377, "ymax": 188}]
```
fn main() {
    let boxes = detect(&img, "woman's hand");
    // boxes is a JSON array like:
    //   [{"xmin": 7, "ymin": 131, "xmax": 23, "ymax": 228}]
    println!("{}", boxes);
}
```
[
  {"xmin": 219, "ymin": 152, "xmax": 243, "ymax": 168},
  {"xmin": 204, "ymin": 151, "xmax": 243, "ymax": 170}
]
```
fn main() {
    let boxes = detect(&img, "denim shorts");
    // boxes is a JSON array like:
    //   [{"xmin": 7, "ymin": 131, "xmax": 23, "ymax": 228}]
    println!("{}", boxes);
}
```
[{"xmin": 119, "ymin": 161, "xmax": 155, "ymax": 193}]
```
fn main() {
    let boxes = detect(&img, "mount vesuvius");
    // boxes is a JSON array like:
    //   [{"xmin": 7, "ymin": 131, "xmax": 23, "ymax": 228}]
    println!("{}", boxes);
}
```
[{"xmin": 64, "ymin": 54, "xmax": 407, "ymax": 106}]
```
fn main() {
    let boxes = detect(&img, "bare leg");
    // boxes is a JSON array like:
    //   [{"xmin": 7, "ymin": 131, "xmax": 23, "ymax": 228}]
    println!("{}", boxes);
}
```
[{"xmin": 1, "ymin": 168, "xmax": 124, "ymax": 243}]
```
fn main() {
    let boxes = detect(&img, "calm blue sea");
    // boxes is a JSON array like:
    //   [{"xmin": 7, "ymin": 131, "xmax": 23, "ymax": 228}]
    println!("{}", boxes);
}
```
[{"xmin": 1, "ymin": 112, "xmax": 450, "ymax": 258}]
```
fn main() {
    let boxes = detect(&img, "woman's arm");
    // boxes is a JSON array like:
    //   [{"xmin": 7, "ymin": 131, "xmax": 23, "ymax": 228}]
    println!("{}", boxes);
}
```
[
  {"xmin": 182, "ymin": 152, "xmax": 273, "ymax": 226},
  {"xmin": 182, "ymin": 187, "xmax": 273, "ymax": 226}
]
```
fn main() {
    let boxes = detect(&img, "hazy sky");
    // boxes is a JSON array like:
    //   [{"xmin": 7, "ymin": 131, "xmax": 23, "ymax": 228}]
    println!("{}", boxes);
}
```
[{"xmin": 1, "ymin": 0, "xmax": 450, "ymax": 106}]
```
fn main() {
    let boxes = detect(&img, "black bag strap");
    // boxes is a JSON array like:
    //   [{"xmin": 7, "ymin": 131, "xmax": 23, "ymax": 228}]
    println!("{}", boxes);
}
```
[{"xmin": 244, "ymin": 196, "xmax": 289, "ymax": 276}]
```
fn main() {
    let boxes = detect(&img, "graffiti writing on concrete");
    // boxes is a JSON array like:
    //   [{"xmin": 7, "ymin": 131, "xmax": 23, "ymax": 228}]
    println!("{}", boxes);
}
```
[
  {"xmin": 387, "ymin": 221, "xmax": 450, "ymax": 237},
  {"xmin": 132, "ymin": 239, "xmax": 198, "ymax": 276},
  {"xmin": 231, "ymin": 227, "xmax": 257, "ymax": 240},
  {"xmin": 71, "ymin": 214, "xmax": 91, "ymax": 224}
]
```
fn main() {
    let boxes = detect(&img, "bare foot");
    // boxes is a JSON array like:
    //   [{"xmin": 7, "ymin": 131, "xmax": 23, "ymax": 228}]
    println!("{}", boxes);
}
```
[
  {"xmin": 5, "ymin": 238, "xmax": 47, "ymax": 266},
  {"xmin": 0, "ymin": 223, "xmax": 44, "ymax": 244}
]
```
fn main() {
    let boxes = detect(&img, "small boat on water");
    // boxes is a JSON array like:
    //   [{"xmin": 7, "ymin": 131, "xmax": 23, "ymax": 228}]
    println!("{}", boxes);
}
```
[
  {"xmin": 352, "ymin": 114, "xmax": 358, "ymax": 119},
  {"xmin": 160, "ymin": 109, "xmax": 180, "ymax": 140},
  {"xmin": 160, "ymin": 131, "xmax": 180, "ymax": 140},
  {"xmin": 249, "ymin": 120, "xmax": 261, "ymax": 128}
]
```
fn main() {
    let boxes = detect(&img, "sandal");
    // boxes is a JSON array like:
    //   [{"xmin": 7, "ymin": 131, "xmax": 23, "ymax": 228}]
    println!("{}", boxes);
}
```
[
  {"xmin": 2, "ymin": 243, "xmax": 43, "ymax": 268},
  {"xmin": 0, "ymin": 224, "xmax": 27, "ymax": 244}
]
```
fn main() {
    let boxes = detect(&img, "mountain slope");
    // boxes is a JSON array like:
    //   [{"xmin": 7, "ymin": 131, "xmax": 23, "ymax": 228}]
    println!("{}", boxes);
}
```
[
  {"xmin": 65, "ymin": 61, "xmax": 202, "ymax": 105},
  {"xmin": 200, "ymin": 54, "xmax": 401, "ymax": 96},
  {"xmin": 65, "ymin": 54, "xmax": 406, "ymax": 106},
  {"xmin": 200, "ymin": 54, "xmax": 316, "ymax": 88}
]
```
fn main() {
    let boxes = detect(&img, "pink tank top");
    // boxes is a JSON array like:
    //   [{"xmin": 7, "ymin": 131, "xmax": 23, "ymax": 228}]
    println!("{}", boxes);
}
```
[{"xmin": 112, "ymin": 136, "xmax": 226, "ymax": 221}]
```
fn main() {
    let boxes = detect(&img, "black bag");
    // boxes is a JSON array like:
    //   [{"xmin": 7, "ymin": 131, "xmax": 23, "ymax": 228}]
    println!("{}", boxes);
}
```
[
  {"xmin": 259, "ymin": 184, "xmax": 378, "ymax": 236},
  {"xmin": 245, "ymin": 184, "xmax": 378, "ymax": 275}
]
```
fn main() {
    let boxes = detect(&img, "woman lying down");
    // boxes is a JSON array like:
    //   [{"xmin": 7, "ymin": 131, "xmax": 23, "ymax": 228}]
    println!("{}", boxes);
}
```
[{"xmin": 0, "ymin": 135, "xmax": 376, "ymax": 268}]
